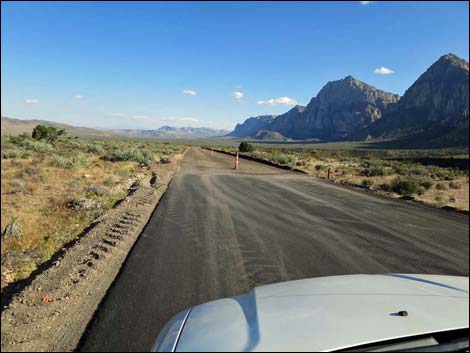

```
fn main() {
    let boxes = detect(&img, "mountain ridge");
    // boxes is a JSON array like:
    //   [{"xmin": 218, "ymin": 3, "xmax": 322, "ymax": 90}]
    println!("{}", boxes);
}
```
[{"xmin": 229, "ymin": 53, "xmax": 469, "ymax": 148}]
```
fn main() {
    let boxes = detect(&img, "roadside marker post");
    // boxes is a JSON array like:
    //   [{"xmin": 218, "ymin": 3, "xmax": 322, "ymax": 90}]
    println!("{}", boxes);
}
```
[
  {"xmin": 327, "ymin": 168, "xmax": 331, "ymax": 180},
  {"xmin": 234, "ymin": 151, "xmax": 239, "ymax": 169},
  {"xmin": 211, "ymin": 148, "xmax": 214, "ymax": 156}
]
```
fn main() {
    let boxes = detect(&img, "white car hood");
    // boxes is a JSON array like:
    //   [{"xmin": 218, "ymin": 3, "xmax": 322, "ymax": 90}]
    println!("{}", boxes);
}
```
[{"xmin": 175, "ymin": 274, "xmax": 469, "ymax": 352}]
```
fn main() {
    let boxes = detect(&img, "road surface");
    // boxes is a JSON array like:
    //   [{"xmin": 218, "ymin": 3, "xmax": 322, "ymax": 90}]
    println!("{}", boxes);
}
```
[{"xmin": 79, "ymin": 147, "xmax": 469, "ymax": 352}]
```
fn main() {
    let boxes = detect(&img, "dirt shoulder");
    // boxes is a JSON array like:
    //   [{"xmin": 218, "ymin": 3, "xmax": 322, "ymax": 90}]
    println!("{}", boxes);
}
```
[{"xmin": 1, "ymin": 150, "xmax": 187, "ymax": 352}]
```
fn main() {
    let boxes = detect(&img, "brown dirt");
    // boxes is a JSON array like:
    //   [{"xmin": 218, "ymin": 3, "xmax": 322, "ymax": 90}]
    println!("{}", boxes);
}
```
[{"xmin": 1, "ymin": 150, "xmax": 187, "ymax": 352}]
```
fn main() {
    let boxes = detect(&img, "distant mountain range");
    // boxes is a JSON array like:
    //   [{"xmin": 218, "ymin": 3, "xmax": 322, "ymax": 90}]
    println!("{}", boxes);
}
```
[
  {"xmin": 229, "ymin": 53, "xmax": 469, "ymax": 148},
  {"xmin": 108, "ymin": 126, "xmax": 229, "ymax": 139},
  {"xmin": 1, "ymin": 118, "xmax": 229, "ymax": 139}
]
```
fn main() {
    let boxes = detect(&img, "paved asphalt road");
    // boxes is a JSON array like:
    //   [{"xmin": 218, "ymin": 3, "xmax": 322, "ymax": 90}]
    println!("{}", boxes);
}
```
[{"xmin": 79, "ymin": 147, "xmax": 469, "ymax": 352}]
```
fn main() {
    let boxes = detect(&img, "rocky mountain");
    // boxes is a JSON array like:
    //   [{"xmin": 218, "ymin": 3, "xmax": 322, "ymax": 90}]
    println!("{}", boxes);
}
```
[
  {"xmin": 269, "ymin": 105, "xmax": 306, "ymax": 138},
  {"xmin": 229, "ymin": 53, "xmax": 469, "ymax": 148},
  {"xmin": 356, "ymin": 53, "xmax": 469, "ymax": 147},
  {"xmin": 298, "ymin": 76, "xmax": 400, "ymax": 139},
  {"xmin": 228, "ymin": 115, "xmax": 277, "ymax": 137},
  {"xmin": 229, "ymin": 76, "xmax": 399, "ymax": 140}
]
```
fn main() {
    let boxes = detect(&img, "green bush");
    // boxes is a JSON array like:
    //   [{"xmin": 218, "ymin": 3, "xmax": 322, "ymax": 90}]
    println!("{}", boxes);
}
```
[
  {"xmin": 435, "ymin": 183, "xmax": 447, "ymax": 191},
  {"xmin": 361, "ymin": 179, "xmax": 373, "ymax": 188},
  {"xmin": 32, "ymin": 125, "xmax": 66, "ymax": 142},
  {"xmin": 449, "ymin": 181, "xmax": 461, "ymax": 189},
  {"xmin": 390, "ymin": 177, "xmax": 424, "ymax": 196},
  {"xmin": 239, "ymin": 141, "xmax": 255, "ymax": 153},
  {"xmin": 315, "ymin": 164, "xmax": 326, "ymax": 171}
]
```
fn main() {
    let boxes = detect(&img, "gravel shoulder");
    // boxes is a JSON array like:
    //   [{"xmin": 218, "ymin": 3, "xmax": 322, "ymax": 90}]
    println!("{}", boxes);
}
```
[{"xmin": 1, "ymin": 150, "xmax": 187, "ymax": 352}]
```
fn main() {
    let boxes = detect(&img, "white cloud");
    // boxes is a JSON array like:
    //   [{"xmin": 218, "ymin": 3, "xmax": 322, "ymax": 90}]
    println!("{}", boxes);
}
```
[
  {"xmin": 232, "ymin": 91, "xmax": 244, "ymax": 101},
  {"xmin": 25, "ymin": 98, "xmax": 39, "ymax": 104},
  {"xmin": 130, "ymin": 115, "xmax": 151, "ymax": 121},
  {"xmin": 360, "ymin": 1, "xmax": 372, "ymax": 5},
  {"xmin": 182, "ymin": 89, "xmax": 197, "ymax": 96},
  {"xmin": 74, "ymin": 94, "xmax": 83, "ymax": 100},
  {"xmin": 179, "ymin": 117, "xmax": 200, "ymax": 122},
  {"xmin": 163, "ymin": 116, "xmax": 201, "ymax": 123},
  {"xmin": 257, "ymin": 96, "xmax": 298, "ymax": 106},
  {"xmin": 373, "ymin": 66, "xmax": 395, "ymax": 75}
]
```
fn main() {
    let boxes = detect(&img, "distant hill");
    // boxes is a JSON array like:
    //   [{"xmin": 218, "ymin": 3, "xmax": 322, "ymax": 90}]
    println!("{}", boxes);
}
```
[
  {"xmin": 252, "ymin": 130, "xmax": 287, "ymax": 141},
  {"xmin": 110, "ymin": 126, "xmax": 229, "ymax": 139},
  {"xmin": 1, "ymin": 117, "xmax": 113, "ymax": 138},
  {"xmin": 1, "ymin": 117, "xmax": 229, "ymax": 140}
]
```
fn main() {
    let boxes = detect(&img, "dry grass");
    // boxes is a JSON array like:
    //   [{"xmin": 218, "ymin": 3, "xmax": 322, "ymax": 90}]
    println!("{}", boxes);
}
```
[{"xmin": 1, "ymin": 136, "xmax": 185, "ymax": 285}]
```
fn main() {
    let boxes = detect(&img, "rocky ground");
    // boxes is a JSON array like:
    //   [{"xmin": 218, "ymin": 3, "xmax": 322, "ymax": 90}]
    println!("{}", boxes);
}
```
[{"xmin": 1, "ymin": 150, "xmax": 187, "ymax": 352}]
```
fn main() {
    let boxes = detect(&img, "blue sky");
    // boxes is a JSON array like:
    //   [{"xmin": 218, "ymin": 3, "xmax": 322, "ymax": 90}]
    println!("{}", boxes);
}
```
[{"xmin": 1, "ymin": 1, "xmax": 469, "ymax": 130}]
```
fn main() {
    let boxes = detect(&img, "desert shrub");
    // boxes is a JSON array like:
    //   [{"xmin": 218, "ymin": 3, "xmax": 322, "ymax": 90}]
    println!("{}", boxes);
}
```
[
  {"xmin": 435, "ymin": 192, "xmax": 447, "ymax": 206},
  {"xmin": 102, "ymin": 148, "xmax": 156, "ymax": 165},
  {"xmin": 361, "ymin": 179, "xmax": 373, "ymax": 188},
  {"xmin": 84, "ymin": 185, "xmax": 107, "ymax": 197},
  {"xmin": 420, "ymin": 180, "xmax": 434, "ymax": 190},
  {"xmin": 86, "ymin": 143, "xmax": 105, "ymax": 155},
  {"xmin": 390, "ymin": 177, "xmax": 424, "ymax": 196},
  {"xmin": 271, "ymin": 153, "xmax": 294, "ymax": 165},
  {"xmin": 378, "ymin": 183, "xmax": 392, "ymax": 192},
  {"xmin": 435, "ymin": 183, "xmax": 447, "ymax": 191},
  {"xmin": 315, "ymin": 164, "xmax": 326, "ymax": 171},
  {"xmin": 239, "ymin": 141, "xmax": 255, "ymax": 153},
  {"xmin": 361, "ymin": 166, "xmax": 388, "ymax": 177},
  {"xmin": 50, "ymin": 154, "xmax": 93, "ymax": 169},
  {"xmin": 16, "ymin": 139, "xmax": 54, "ymax": 153},
  {"xmin": 449, "ymin": 181, "xmax": 461, "ymax": 189},
  {"xmin": 250, "ymin": 151, "xmax": 267, "ymax": 160},
  {"xmin": 1, "ymin": 147, "xmax": 31, "ymax": 159},
  {"xmin": 408, "ymin": 166, "xmax": 427, "ymax": 176}
]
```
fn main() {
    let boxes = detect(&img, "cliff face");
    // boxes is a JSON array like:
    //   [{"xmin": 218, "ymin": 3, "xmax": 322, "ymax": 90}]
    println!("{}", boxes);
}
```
[
  {"xmin": 297, "ymin": 76, "xmax": 400, "ymax": 139},
  {"xmin": 362, "ymin": 53, "xmax": 469, "ymax": 142},
  {"xmin": 269, "ymin": 105, "xmax": 306, "ymax": 138}
]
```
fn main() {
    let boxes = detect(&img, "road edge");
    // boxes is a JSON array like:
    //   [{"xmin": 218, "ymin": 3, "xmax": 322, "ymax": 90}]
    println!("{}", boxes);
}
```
[{"xmin": 1, "ymin": 149, "xmax": 189, "ymax": 352}]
